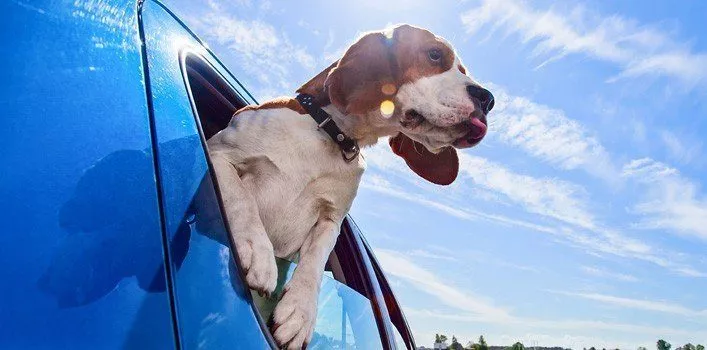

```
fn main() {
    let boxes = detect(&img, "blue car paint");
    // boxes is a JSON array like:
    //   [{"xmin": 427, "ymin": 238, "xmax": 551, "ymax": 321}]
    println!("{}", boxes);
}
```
[
  {"xmin": 139, "ymin": 1, "xmax": 272, "ymax": 348},
  {"xmin": 0, "ymin": 0, "xmax": 411, "ymax": 348},
  {"xmin": 0, "ymin": 0, "xmax": 174, "ymax": 348}
]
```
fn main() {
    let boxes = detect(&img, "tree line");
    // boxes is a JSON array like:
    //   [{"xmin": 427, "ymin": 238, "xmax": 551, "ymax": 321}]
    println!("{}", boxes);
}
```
[
  {"xmin": 430, "ymin": 335, "xmax": 705, "ymax": 350},
  {"xmin": 433, "ymin": 334, "xmax": 538, "ymax": 350}
]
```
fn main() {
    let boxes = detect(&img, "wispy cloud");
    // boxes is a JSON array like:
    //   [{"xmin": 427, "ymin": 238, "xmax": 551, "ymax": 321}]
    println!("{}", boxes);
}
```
[
  {"xmin": 580, "ymin": 266, "xmax": 639, "ymax": 282},
  {"xmin": 622, "ymin": 158, "xmax": 707, "ymax": 241},
  {"xmin": 660, "ymin": 131, "xmax": 703, "ymax": 165},
  {"xmin": 458, "ymin": 153, "xmax": 595, "ymax": 229},
  {"xmin": 488, "ymin": 85, "xmax": 616, "ymax": 181},
  {"xmin": 359, "ymin": 172, "xmax": 559, "ymax": 234},
  {"xmin": 406, "ymin": 308, "xmax": 697, "ymax": 335},
  {"xmin": 375, "ymin": 249, "xmax": 513, "ymax": 320},
  {"xmin": 551, "ymin": 290, "xmax": 707, "ymax": 317},
  {"xmin": 364, "ymin": 146, "xmax": 706, "ymax": 278},
  {"xmin": 406, "ymin": 249, "xmax": 458, "ymax": 262},
  {"xmin": 184, "ymin": 2, "xmax": 315, "ymax": 99},
  {"xmin": 461, "ymin": 0, "xmax": 707, "ymax": 86}
]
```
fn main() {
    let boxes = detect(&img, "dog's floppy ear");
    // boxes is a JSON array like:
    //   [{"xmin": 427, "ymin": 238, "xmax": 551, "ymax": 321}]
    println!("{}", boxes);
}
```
[
  {"xmin": 389, "ymin": 133, "xmax": 459, "ymax": 185},
  {"xmin": 325, "ymin": 32, "xmax": 396, "ymax": 115},
  {"xmin": 297, "ymin": 60, "xmax": 339, "ymax": 99}
]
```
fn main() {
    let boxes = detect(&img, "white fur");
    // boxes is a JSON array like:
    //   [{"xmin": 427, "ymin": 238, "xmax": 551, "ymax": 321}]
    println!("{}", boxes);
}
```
[
  {"xmin": 207, "ymin": 109, "xmax": 364, "ymax": 348},
  {"xmin": 396, "ymin": 54, "xmax": 481, "ymax": 151}
]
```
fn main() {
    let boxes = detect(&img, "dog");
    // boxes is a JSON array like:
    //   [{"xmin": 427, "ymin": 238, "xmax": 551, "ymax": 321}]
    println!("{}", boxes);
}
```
[{"xmin": 206, "ymin": 24, "xmax": 494, "ymax": 349}]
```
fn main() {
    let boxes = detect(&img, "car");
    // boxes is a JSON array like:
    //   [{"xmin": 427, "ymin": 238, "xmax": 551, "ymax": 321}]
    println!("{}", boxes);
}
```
[{"xmin": 0, "ymin": 0, "xmax": 416, "ymax": 348}]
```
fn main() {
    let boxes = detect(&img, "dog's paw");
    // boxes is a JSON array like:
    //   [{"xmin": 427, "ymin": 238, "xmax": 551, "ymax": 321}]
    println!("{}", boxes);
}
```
[
  {"xmin": 271, "ymin": 281, "xmax": 317, "ymax": 349},
  {"xmin": 234, "ymin": 236, "xmax": 277, "ymax": 296}
]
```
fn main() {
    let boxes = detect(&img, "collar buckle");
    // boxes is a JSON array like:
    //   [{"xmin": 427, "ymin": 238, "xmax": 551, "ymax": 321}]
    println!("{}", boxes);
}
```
[{"xmin": 341, "ymin": 143, "xmax": 360, "ymax": 163}]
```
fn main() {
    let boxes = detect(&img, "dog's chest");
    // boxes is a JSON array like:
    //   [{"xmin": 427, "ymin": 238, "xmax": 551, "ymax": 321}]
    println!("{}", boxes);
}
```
[{"xmin": 215, "ymin": 109, "xmax": 365, "ymax": 256}]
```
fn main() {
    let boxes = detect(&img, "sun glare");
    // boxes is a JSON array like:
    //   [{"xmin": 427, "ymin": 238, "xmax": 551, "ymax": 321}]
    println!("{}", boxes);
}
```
[{"xmin": 380, "ymin": 100, "xmax": 395, "ymax": 116}]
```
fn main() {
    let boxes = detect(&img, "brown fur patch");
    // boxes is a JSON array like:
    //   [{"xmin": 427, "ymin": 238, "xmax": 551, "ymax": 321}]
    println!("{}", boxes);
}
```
[
  {"xmin": 391, "ymin": 25, "xmax": 455, "ymax": 84},
  {"xmin": 325, "ymin": 32, "xmax": 397, "ymax": 115},
  {"xmin": 295, "ymin": 24, "xmax": 458, "ymax": 117},
  {"xmin": 297, "ymin": 61, "xmax": 338, "ymax": 105},
  {"xmin": 235, "ymin": 97, "xmax": 306, "ymax": 116}
]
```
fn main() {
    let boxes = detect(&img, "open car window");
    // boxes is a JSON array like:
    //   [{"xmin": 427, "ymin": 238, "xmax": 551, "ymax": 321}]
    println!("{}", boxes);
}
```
[{"xmin": 182, "ymin": 52, "xmax": 385, "ymax": 349}]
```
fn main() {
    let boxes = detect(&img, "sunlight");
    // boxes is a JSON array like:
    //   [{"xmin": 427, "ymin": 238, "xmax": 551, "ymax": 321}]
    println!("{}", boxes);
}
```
[{"xmin": 380, "ymin": 100, "xmax": 395, "ymax": 116}]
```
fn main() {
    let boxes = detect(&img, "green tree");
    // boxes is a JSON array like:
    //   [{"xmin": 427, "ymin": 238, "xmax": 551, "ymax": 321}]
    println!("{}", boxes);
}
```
[
  {"xmin": 658, "ymin": 340, "xmax": 672, "ymax": 350},
  {"xmin": 440, "ymin": 334, "xmax": 448, "ymax": 343},
  {"xmin": 639, "ymin": 347, "xmax": 648, "ymax": 350},
  {"xmin": 696, "ymin": 345, "xmax": 704, "ymax": 350},
  {"xmin": 589, "ymin": 347, "xmax": 597, "ymax": 350},
  {"xmin": 684, "ymin": 344, "xmax": 696, "ymax": 350},
  {"xmin": 449, "ymin": 336, "xmax": 464, "ymax": 350},
  {"xmin": 479, "ymin": 335, "xmax": 488, "ymax": 350},
  {"xmin": 510, "ymin": 342, "xmax": 525, "ymax": 350},
  {"xmin": 435, "ymin": 334, "xmax": 440, "ymax": 344}
]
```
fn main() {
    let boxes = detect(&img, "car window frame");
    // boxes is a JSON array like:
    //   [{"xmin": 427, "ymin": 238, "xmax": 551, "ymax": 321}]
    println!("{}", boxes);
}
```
[
  {"xmin": 178, "ymin": 49, "xmax": 279, "ymax": 349},
  {"xmin": 359, "ymin": 227, "xmax": 417, "ymax": 349},
  {"xmin": 341, "ymin": 217, "xmax": 398, "ymax": 349}
]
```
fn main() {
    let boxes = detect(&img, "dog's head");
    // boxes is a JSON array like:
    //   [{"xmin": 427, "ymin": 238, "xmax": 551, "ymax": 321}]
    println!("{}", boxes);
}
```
[{"xmin": 298, "ymin": 24, "xmax": 494, "ymax": 185}]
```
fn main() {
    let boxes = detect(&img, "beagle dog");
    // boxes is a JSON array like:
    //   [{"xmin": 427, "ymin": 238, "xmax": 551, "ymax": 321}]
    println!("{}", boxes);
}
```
[{"xmin": 206, "ymin": 24, "xmax": 494, "ymax": 348}]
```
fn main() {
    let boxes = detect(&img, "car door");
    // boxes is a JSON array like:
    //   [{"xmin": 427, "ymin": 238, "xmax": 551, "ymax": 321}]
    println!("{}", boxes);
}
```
[{"xmin": 0, "ymin": 0, "xmax": 175, "ymax": 348}]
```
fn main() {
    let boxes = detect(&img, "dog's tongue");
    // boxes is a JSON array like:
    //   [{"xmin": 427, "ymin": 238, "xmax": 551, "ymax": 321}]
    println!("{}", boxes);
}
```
[
  {"xmin": 454, "ymin": 117, "xmax": 487, "ymax": 148},
  {"xmin": 470, "ymin": 117, "xmax": 487, "ymax": 135}
]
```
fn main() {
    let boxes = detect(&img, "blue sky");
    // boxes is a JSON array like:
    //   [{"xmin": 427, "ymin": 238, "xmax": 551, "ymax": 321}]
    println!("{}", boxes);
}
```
[{"xmin": 164, "ymin": 0, "xmax": 707, "ymax": 348}]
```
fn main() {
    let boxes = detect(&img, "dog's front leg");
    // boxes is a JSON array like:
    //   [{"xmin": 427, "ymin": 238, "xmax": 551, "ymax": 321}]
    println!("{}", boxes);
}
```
[
  {"xmin": 210, "ymin": 153, "xmax": 278, "ymax": 296},
  {"xmin": 272, "ymin": 218, "xmax": 340, "ymax": 349}
]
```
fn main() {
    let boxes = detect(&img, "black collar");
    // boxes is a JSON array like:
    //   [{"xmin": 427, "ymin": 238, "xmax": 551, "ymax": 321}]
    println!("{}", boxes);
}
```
[{"xmin": 296, "ymin": 93, "xmax": 360, "ymax": 162}]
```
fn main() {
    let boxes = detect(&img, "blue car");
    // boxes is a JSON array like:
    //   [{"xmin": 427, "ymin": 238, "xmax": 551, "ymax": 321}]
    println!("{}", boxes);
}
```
[{"xmin": 0, "ymin": 0, "xmax": 415, "ymax": 348}]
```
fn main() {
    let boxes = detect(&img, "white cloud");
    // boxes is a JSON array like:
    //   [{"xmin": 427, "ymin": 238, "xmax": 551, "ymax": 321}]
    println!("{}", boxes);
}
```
[
  {"xmin": 551, "ymin": 290, "xmax": 707, "ymax": 317},
  {"xmin": 488, "ymin": 85, "xmax": 616, "ymax": 181},
  {"xmin": 580, "ymin": 266, "xmax": 639, "ymax": 282},
  {"xmin": 359, "ymin": 168, "xmax": 561, "ymax": 235},
  {"xmin": 184, "ymin": 8, "xmax": 315, "ymax": 99},
  {"xmin": 458, "ymin": 153, "xmax": 595, "ymax": 229},
  {"xmin": 361, "ymin": 175, "xmax": 477, "ymax": 222},
  {"xmin": 461, "ymin": 0, "xmax": 707, "ymax": 86},
  {"xmin": 660, "ymin": 131, "xmax": 703, "ymax": 165},
  {"xmin": 451, "ymin": 154, "xmax": 706, "ymax": 278},
  {"xmin": 406, "ymin": 249, "xmax": 458, "ymax": 262},
  {"xmin": 375, "ymin": 249, "xmax": 513, "ymax": 320},
  {"xmin": 364, "ymin": 144, "xmax": 705, "ymax": 277},
  {"xmin": 622, "ymin": 158, "xmax": 707, "ymax": 240}
]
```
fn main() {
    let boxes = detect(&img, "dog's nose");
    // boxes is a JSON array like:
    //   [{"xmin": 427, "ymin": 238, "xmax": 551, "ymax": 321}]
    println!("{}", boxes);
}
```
[{"xmin": 466, "ymin": 85, "xmax": 495, "ymax": 114}]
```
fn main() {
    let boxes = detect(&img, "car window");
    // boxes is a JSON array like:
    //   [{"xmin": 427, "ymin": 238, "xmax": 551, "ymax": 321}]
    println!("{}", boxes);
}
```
[
  {"xmin": 180, "ymin": 50, "xmax": 384, "ymax": 348},
  {"xmin": 253, "ymin": 258, "xmax": 383, "ymax": 349}
]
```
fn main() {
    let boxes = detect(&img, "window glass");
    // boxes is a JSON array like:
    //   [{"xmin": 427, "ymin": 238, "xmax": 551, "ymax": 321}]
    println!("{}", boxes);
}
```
[{"xmin": 253, "ymin": 258, "xmax": 383, "ymax": 349}]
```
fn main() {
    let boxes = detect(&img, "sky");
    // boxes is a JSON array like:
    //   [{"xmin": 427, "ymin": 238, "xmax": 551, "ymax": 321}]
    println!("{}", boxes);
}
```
[{"xmin": 163, "ymin": 0, "xmax": 707, "ymax": 348}]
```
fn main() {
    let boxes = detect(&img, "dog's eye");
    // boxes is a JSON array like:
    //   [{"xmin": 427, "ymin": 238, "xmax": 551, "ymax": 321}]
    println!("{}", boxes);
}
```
[{"xmin": 428, "ymin": 48, "xmax": 442, "ymax": 62}]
